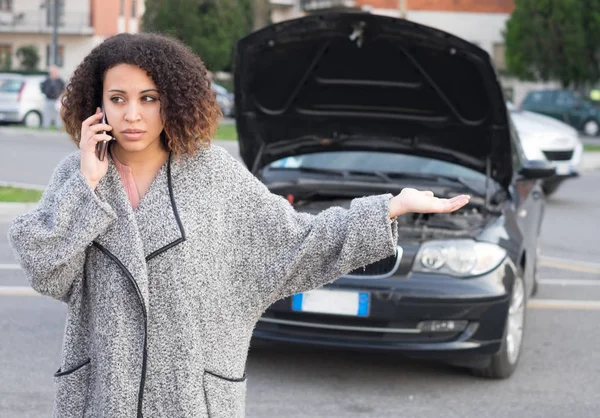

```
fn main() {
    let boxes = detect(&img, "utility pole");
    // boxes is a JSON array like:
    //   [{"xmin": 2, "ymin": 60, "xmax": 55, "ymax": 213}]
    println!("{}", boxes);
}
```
[
  {"xmin": 51, "ymin": 0, "xmax": 59, "ymax": 66},
  {"xmin": 252, "ymin": 0, "xmax": 270, "ymax": 31},
  {"xmin": 398, "ymin": 0, "xmax": 406, "ymax": 19}
]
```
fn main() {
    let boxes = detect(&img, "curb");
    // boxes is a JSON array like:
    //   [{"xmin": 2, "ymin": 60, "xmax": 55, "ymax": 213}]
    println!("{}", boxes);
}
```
[
  {"xmin": 0, "ymin": 126, "xmax": 67, "ymax": 139},
  {"xmin": 0, "ymin": 118, "xmax": 235, "ymax": 138},
  {"xmin": 0, "ymin": 181, "xmax": 46, "ymax": 191},
  {"xmin": 0, "ymin": 202, "xmax": 38, "ymax": 223}
]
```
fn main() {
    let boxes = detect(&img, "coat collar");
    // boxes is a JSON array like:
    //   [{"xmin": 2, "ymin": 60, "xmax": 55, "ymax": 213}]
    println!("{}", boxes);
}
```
[{"xmin": 92, "ymin": 151, "xmax": 187, "ymax": 308}]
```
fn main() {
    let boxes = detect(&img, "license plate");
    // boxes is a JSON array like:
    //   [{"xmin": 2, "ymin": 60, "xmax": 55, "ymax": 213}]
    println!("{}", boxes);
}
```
[
  {"xmin": 292, "ymin": 288, "xmax": 370, "ymax": 317},
  {"xmin": 555, "ymin": 163, "xmax": 571, "ymax": 175}
]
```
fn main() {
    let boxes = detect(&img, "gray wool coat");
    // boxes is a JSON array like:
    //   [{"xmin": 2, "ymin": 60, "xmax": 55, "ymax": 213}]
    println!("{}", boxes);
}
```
[{"xmin": 8, "ymin": 144, "xmax": 398, "ymax": 418}]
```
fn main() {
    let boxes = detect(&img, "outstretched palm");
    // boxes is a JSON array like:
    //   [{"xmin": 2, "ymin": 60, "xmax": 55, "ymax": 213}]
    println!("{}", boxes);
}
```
[{"xmin": 389, "ymin": 188, "xmax": 470, "ymax": 218}]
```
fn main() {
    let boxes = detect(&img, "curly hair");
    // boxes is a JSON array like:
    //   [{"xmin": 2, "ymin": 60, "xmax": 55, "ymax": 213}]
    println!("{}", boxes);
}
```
[{"xmin": 61, "ymin": 32, "xmax": 221, "ymax": 155}]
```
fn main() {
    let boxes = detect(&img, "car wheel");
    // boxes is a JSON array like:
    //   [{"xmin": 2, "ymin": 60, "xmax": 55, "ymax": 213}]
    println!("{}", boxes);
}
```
[
  {"xmin": 23, "ymin": 111, "xmax": 42, "ymax": 128},
  {"xmin": 471, "ymin": 274, "xmax": 526, "ymax": 379},
  {"xmin": 583, "ymin": 119, "xmax": 600, "ymax": 136},
  {"xmin": 542, "ymin": 179, "xmax": 562, "ymax": 196}
]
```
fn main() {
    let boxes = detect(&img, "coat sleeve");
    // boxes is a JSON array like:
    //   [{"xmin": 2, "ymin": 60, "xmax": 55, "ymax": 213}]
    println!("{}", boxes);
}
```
[
  {"xmin": 215, "ymin": 147, "xmax": 399, "ymax": 310},
  {"xmin": 7, "ymin": 153, "xmax": 117, "ymax": 302}
]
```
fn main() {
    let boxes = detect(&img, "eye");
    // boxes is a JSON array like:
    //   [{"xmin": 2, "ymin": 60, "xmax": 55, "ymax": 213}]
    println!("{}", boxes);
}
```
[
  {"xmin": 142, "ymin": 96, "xmax": 158, "ymax": 102},
  {"xmin": 110, "ymin": 96, "xmax": 124, "ymax": 103}
]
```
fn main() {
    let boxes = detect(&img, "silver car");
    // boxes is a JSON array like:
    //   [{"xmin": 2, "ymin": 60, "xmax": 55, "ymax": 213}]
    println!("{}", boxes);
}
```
[
  {"xmin": 508, "ymin": 102, "xmax": 583, "ymax": 195},
  {"xmin": 0, "ymin": 74, "xmax": 47, "ymax": 127}
]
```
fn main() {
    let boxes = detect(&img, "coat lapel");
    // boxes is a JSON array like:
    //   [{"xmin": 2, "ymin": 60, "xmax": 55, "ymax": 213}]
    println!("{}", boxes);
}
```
[
  {"xmin": 92, "ymin": 152, "xmax": 189, "ymax": 309},
  {"xmin": 93, "ymin": 155, "xmax": 150, "ymax": 307},
  {"xmin": 134, "ymin": 152, "xmax": 187, "ymax": 262}
]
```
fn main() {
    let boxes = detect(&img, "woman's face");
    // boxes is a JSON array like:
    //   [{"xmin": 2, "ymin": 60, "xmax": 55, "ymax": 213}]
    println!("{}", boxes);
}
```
[{"xmin": 102, "ymin": 64, "xmax": 164, "ymax": 155}]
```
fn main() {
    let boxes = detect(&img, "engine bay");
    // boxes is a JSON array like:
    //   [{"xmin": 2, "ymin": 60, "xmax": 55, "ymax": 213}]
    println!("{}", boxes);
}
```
[{"xmin": 288, "ymin": 193, "xmax": 499, "ymax": 241}]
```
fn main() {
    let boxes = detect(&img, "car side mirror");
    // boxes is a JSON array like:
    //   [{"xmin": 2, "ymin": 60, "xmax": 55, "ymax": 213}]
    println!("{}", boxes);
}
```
[{"xmin": 518, "ymin": 160, "xmax": 556, "ymax": 180}]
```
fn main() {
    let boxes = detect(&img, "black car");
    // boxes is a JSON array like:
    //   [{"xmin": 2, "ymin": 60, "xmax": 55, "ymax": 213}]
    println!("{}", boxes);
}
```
[{"xmin": 233, "ymin": 13, "xmax": 555, "ymax": 379}]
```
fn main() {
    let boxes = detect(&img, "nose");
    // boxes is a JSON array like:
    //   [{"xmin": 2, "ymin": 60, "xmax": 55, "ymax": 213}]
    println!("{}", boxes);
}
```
[{"xmin": 124, "ymin": 102, "xmax": 142, "ymax": 122}]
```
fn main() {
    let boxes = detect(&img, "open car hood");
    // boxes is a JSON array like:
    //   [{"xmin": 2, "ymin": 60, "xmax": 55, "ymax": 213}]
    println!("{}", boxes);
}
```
[{"xmin": 233, "ymin": 13, "xmax": 513, "ymax": 187}]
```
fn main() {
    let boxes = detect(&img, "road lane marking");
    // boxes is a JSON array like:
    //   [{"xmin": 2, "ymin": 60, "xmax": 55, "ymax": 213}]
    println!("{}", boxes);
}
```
[
  {"xmin": 538, "ymin": 279, "xmax": 600, "ymax": 286},
  {"xmin": 541, "ymin": 256, "xmax": 600, "ymax": 268},
  {"xmin": 0, "ymin": 264, "xmax": 21, "ymax": 270},
  {"xmin": 527, "ymin": 299, "xmax": 600, "ymax": 310},
  {"xmin": 540, "ymin": 256, "xmax": 600, "ymax": 274},
  {"xmin": 0, "ymin": 286, "xmax": 38, "ymax": 296}
]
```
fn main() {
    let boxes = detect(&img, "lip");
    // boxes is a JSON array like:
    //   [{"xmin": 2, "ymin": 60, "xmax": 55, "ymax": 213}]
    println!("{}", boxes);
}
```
[{"xmin": 121, "ymin": 129, "xmax": 146, "ymax": 141}]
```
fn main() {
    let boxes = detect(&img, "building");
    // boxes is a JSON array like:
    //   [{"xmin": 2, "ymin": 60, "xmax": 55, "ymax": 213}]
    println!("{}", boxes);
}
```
[
  {"xmin": 268, "ymin": 0, "xmax": 559, "ymax": 104},
  {"xmin": 0, "ymin": 0, "xmax": 145, "ymax": 79}
]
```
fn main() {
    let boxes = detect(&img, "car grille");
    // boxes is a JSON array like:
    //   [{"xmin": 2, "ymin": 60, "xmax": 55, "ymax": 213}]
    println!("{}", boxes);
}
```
[
  {"xmin": 543, "ymin": 150, "xmax": 574, "ymax": 161},
  {"xmin": 344, "ymin": 248, "xmax": 400, "ymax": 278}
]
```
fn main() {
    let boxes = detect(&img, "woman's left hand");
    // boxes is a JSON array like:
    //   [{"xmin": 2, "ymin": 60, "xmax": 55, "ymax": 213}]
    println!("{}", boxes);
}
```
[{"xmin": 388, "ymin": 188, "xmax": 470, "ymax": 218}]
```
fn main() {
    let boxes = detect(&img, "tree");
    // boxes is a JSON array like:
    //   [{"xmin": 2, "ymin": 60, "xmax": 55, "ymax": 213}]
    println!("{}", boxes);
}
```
[
  {"xmin": 504, "ymin": 0, "xmax": 600, "ymax": 88},
  {"xmin": 16, "ymin": 45, "xmax": 40, "ymax": 71},
  {"xmin": 142, "ymin": 0, "xmax": 253, "ymax": 72},
  {"xmin": 0, "ymin": 50, "xmax": 12, "ymax": 71},
  {"xmin": 581, "ymin": 0, "xmax": 600, "ymax": 86}
]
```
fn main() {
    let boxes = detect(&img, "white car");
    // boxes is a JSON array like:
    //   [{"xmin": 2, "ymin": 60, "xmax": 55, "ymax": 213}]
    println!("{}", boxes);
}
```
[
  {"xmin": 0, "ymin": 73, "xmax": 47, "ymax": 127},
  {"xmin": 509, "ymin": 102, "xmax": 583, "ymax": 195},
  {"xmin": 212, "ymin": 82, "xmax": 234, "ymax": 117}
]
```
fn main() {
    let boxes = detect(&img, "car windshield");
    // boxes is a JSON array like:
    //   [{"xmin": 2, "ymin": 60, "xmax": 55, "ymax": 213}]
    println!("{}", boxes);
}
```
[
  {"xmin": 0, "ymin": 79, "xmax": 23, "ymax": 93},
  {"xmin": 267, "ymin": 151, "xmax": 486, "ymax": 182}
]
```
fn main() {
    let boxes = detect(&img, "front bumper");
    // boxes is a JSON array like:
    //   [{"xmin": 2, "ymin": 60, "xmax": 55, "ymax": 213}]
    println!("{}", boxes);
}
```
[
  {"xmin": 542, "ymin": 143, "xmax": 583, "ymax": 179},
  {"xmin": 253, "ymin": 260, "xmax": 516, "ymax": 358},
  {"xmin": 0, "ymin": 110, "xmax": 21, "ymax": 123}
]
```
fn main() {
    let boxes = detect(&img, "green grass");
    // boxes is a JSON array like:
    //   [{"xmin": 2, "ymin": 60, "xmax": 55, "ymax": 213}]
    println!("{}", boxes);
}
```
[
  {"xmin": 7, "ymin": 123, "xmax": 239, "ymax": 140},
  {"xmin": 214, "ymin": 124, "xmax": 237, "ymax": 141},
  {"xmin": 0, "ymin": 186, "xmax": 43, "ymax": 203},
  {"xmin": 14, "ymin": 124, "xmax": 239, "ymax": 141},
  {"xmin": 584, "ymin": 143, "xmax": 600, "ymax": 152}
]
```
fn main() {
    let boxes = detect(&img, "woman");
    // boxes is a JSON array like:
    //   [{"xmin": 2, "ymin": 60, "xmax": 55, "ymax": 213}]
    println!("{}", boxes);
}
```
[{"xmin": 8, "ymin": 33, "xmax": 469, "ymax": 417}]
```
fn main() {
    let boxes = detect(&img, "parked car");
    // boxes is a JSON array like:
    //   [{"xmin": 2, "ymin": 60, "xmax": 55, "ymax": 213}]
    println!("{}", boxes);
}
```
[
  {"xmin": 521, "ymin": 89, "xmax": 600, "ymax": 136},
  {"xmin": 508, "ymin": 102, "xmax": 583, "ymax": 195},
  {"xmin": 212, "ymin": 82, "xmax": 234, "ymax": 117},
  {"xmin": 0, "ymin": 73, "xmax": 46, "ymax": 128},
  {"xmin": 234, "ymin": 13, "xmax": 555, "ymax": 379}
]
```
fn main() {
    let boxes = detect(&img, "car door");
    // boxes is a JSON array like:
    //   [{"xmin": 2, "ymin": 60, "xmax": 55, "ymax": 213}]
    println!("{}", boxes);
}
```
[
  {"xmin": 22, "ymin": 77, "xmax": 46, "ymax": 116},
  {"xmin": 0, "ymin": 79, "xmax": 23, "ymax": 121},
  {"xmin": 509, "ymin": 120, "xmax": 544, "ymax": 293},
  {"xmin": 569, "ymin": 94, "xmax": 588, "ymax": 127},
  {"xmin": 553, "ymin": 91, "xmax": 583, "ymax": 127}
]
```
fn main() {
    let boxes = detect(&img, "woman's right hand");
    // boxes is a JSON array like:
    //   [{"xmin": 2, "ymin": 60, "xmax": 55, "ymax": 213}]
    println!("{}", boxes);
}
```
[{"xmin": 80, "ymin": 107, "xmax": 113, "ymax": 190}]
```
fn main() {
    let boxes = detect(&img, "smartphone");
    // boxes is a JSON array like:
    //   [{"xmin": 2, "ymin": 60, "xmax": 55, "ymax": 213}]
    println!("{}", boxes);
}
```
[{"xmin": 95, "ymin": 105, "xmax": 110, "ymax": 161}]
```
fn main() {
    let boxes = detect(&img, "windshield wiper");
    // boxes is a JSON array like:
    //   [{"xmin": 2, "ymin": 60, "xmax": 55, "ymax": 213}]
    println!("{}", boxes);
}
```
[
  {"xmin": 271, "ymin": 167, "xmax": 484, "ymax": 196},
  {"xmin": 385, "ymin": 172, "xmax": 485, "ymax": 197},
  {"xmin": 272, "ymin": 166, "xmax": 395, "ymax": 183}
]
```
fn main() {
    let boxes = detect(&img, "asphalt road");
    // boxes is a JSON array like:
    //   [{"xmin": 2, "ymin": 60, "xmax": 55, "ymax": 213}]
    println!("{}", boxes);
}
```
[{"xmin": 1, "ymin": 128, "xmax": 599, "ymax": 417}]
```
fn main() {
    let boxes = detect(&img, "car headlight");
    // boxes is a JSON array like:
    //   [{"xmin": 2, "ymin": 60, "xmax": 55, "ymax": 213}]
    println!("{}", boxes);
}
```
[{"xmin": 414, "ymin": 240, "xmax": 507, "ymax": 277}]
